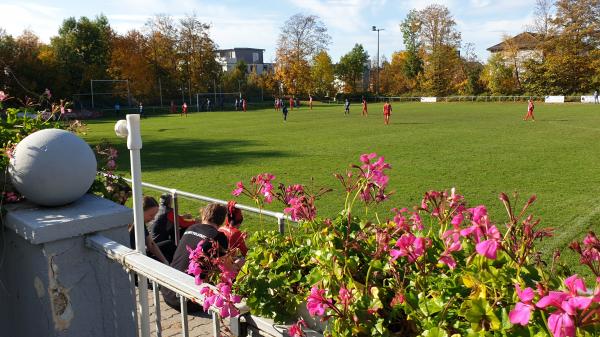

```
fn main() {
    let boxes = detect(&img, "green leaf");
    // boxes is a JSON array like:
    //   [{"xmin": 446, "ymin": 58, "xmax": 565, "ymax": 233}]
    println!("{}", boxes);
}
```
[
  {"xmin": 418, "ymin": 293, "xmax": 444, "ymax": 316},
  {"xmin": 462, "ymin": 298, "xmax": 500, "ymax": 331},
  {"xmin": 421, "ymin": 327, "xmax": 449, "ymax": 337}
]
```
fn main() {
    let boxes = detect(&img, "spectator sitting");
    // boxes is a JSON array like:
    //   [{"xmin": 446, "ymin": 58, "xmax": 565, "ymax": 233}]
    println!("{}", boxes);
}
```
[
  {"xmin": 218, "ymin": 201, "xmax": 248, "ymax": 257},
  {"xmin": 149, "ymin": 193, "xmax": 197, "ymax": 262},
  {"xmin": 128, "ymin": 196, "xmax": 169, "ymax": 265},
  {"xmin": 162, "ymin": 203, "xmax": 229, "ymax": 313}
]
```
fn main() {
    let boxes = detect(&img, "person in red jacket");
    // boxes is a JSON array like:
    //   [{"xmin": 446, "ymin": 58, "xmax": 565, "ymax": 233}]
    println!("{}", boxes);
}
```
[
  {"xmin": 181, "ymin": 102, "xmax": 188, "ymax": 117},
  {"xmin": 523, "ymin": 98, "xmax": 535, "ymax": 121},
  {"xmin": 289, "ymin": 96, "xmax": 294, "ymax": 111},
  {"xmin": 383, "ymin": 100, "xmax": 392, "ymax": 125},
  {"xmin": 362, "ymin": 96, "xmax": 368, "ymax": 117},
  {"xmin": 242, "ymin": 98, "xmax": 247, "ymax": 112},
  {"xmin": 219, "ymin": 201, "xmax": 248, "ymax": 257}
]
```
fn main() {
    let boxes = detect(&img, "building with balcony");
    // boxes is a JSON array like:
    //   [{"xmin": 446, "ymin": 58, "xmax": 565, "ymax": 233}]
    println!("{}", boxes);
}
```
[{"xmin": 215, "ymin": 48, "xmax": 274, "ymax": 75}]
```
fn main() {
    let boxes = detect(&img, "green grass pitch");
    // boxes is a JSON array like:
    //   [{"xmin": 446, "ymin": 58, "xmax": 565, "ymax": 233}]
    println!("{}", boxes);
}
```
[{"xmin": 83, "ymin": 101, "xmax": 600, "ymax": 260}]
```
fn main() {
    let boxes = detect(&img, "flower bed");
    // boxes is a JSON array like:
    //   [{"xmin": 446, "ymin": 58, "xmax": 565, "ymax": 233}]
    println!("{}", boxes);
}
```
[{"xmin": 187, "ymin": 155, "xmax": 599, "ymax": 337}]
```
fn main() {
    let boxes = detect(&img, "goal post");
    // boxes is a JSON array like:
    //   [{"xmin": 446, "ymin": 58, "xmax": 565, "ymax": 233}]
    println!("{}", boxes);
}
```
[
  {"xmin": 195, "ymin": 92, "xmax": 241, "ymax": 111},
  {"xmin": 90, "ymin": 79, "xmax": 131, "ymax": 109}
]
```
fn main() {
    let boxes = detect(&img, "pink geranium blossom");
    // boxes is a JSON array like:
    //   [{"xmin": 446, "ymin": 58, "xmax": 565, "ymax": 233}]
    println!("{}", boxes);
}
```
[
  {"xmin": 534, "ymin": 275, "xmax": 596, "ymax": 337},
  {"xmin": 307, "ymin": 286, "xmax": 333, "ymax": 316},
  {"xmin": 232, "ymin": 181, "xmax": 244, "ymax": 196},
  {"xmin": 390, "ymin": 233, "xmax": 429, "ymax": 263},
  {"xmin": 288, "ymin": 320, "xmax": 307, "ymax": 337},
  {"xmin": 475, "ymin": 225, "xmax": 501, "ymax": 259},
  {"xmin": 0, "ymin": 91, "xmax": 7, "ymax": 101},
  {"xmin": 509, "ymin": 284, "xmax": 536, "ymax": 325},
  {"xmin": 339, "ymin": 287, "xmax": 352, "ymax": 309}
]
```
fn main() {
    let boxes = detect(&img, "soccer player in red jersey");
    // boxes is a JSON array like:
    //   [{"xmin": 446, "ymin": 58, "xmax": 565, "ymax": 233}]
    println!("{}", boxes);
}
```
[
  {"xmin": 523, "ymin": 98, "xmax": 535, "ymax": 121},
  {"xmin": 242, "ymin": 98, "xmax": 247, "ymax": 112},
  {"xmin": 181, "ymin": 102, "xmax": 188, "ymax": 117},
  {"xmin": 383, "ymin": 100, "xmax": 392, "ymax": 125},
  {"xmin": 289, "ymin": 96, "xmax": 294, "ymax": 111},
  {"xmin": 362, "ymin": 96, "xmax": 368, "ymax": 116}
]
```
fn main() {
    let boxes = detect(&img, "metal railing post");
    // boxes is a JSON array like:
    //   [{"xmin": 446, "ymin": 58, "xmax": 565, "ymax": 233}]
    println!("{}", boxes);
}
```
[
  {"xmin": 153, "ymin": 281, "xmax": 163, "ymax": 337},
  {"xmin": 172, "ymin": 189, "xmax": 180, "ymax": 245},
  {"xmin": 278, "ymin": 216, "xmax": 285, "ymax": 234},
  {"xmin": 212, "ymin": 311, "xmax": 221, "ymax": 337},
  {"xmin": 180, "ymin": 295, "xmax": 189, "ymax": 337},
  {"xmin": 129, "ymin": 272, "xmax": 140, "ymax": 337}
]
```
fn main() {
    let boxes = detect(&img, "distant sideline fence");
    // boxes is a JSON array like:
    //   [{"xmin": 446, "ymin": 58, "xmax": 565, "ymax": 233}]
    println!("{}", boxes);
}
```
[{"xmin": 326, "ymin": 95, "xmax": 586, "ymax": 103}]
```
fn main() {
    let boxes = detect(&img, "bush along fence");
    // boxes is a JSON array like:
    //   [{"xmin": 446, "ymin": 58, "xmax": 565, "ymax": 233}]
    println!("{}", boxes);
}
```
[{"xmin": 182, "ymin": 153, "xmax": 600, "ymax": 337}]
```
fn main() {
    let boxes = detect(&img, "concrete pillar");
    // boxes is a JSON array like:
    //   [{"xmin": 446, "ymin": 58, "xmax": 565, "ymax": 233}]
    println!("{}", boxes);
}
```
[{"xmin": 0, "ymin": 194, "xmax": 135, "ymax": 337}]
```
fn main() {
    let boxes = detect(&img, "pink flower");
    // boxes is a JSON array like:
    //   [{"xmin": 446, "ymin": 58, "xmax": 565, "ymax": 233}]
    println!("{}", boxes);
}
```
[
  {"xmin": 232, "ymin": 181, "xmax": 244, "ymax": 196},
  {"xmin": 306, "ymin": 286, "xmax": 332, "ymax": 316},
  {"xmin": 339, "ymin": 287, "xmax": 352, "ymax": 308},
  {"xmin": 547, "ymin": 312, "xmax": 575, "ymax": 337},
  {"xmin": 438, "ymin": 255, "xmax": 457, "ymax": 269},
  {"xmin": 451, "ymin": 213, "xmax": 464, "ymax": 226},
  {"xmin": 564, "ymin": 275, "xmax": 587, "ymax": 296},
  {"xmin": 475, "ymin": 225, "xmax": 501, "ymax": 259},
  {"xmin": 106, "ymin": 160, "xmax": 116, "ymax": 170},
  {"xmin": 469, "ymin": 205, "xmax": 488, "ymax": 223},
  {"xmin": 256, "ymin": 173, "xmax": 275, "ymax": 204},
  {"xmin": 360, "ymin": 152, "xmax": 377, "ymax": 164},
  {"xmin": 0, "ymin": 91, "xmax": 6, "ymax": 101},
  {"xmin": 410, "ymin": 212, "xmax": 424, "ymax": 231},
  {"xmin": 535, "ymin": 275, "xmax": 596, "ymax": 337},
  {"xmin": 288, "ymin": 320, "xmax": 307, "ymax": 337},
  {"xmin": 392, "ymin": 208, "xmax": 409, "ymax": 230},
  {"xmin": 284, "ymin": 196, "xmax": 316, "ymax": 221},
  {"xmin": 509, "ymin": 284, "xmax": 536, "ymax": 325},
  {"xmin": 438, "ymin": 228, "xmax": 462, "ymax": 269},
  {"xmin": 390, "ymin": 233, "xmax": 428, "ymax": 263}
]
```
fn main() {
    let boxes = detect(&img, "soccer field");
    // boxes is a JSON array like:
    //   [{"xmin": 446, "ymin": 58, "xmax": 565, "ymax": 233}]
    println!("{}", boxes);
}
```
[{"xmin": 84, "ymin": 101, "xmax": 600, "ymax": 257}]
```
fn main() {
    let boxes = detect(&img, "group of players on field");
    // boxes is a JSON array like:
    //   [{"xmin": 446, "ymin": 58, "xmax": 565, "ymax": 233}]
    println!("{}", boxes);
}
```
[
  {"xmin": 275, "ymin": 96, "xmax": 395, "ymax": 124},
  {"xmin": 274, "ymin": 96, "xmax": 538, "ymax": 124}
]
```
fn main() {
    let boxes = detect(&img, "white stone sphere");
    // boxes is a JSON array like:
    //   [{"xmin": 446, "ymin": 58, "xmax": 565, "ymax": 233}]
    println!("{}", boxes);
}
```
[{"xmin": 9, "ymin": 129, "xmax": 97, "ymax": 206}]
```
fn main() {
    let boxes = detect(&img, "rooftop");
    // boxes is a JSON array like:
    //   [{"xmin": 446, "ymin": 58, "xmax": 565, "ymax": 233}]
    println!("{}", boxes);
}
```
[{"xmin": 487, "ymin": 32, "xmax": 540, "ymax": 52}]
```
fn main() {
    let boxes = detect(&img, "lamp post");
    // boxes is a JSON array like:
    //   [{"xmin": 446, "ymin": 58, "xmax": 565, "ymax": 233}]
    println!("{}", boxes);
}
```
[{"xmin": 372, "ymin": 26, "xmax": 384, "ymax": 100}]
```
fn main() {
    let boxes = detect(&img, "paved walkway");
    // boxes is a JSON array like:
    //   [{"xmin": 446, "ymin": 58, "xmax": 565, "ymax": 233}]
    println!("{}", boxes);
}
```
[{"xmin": 138, "ymin": 288, "xmax": 233, "ymax": 337}]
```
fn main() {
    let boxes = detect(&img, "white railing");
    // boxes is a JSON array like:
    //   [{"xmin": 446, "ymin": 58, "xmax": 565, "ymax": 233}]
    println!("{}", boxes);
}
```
[
  {"xmin": 86, "ymin": 234, "xmax": 250, "ymax": 337},
  {"xmin": 102, "ymin": 173, "xmax": 294, "ymax": 243}
]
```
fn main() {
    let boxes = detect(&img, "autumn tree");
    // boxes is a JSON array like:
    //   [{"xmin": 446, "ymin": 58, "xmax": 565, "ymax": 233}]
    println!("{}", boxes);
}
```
[
  {"xmin": 178, "ymin": 14, "xmax": 221, "ymax": 95},
  {"xmin": 400, "ymin": 9, "xmax": 423, "ymax": 80},
  {"xmin": 336, "ymin": 44, "xmax": 369, "ymax": 93},
  {"xmin": 522, "ymin": 0, "xmax": 599, "ymax": 94},
  {"xmin": 378, "ymin": 52, "xmax": 412, "ymax": 95},
  {"xmin": 109, "ymin": 30, "xmax": 155, "ymax": 101},
  {"xmin": 144, "ymin": 14, "xmax": 179, "ymax": 101},
  {"xmin": 481, "ymin": 53, "xmax": 520, "ymax": 94},
  {"xmin": 310, "ymin": 50, "xmax": 335, "ymax": 97},
  {"xmin": 416, "ymin": 4, "xmax": 462, "ymax": 95},
  {"xmin": 276, "ymin": 14, "xmax": 330, "ymax": 95}
]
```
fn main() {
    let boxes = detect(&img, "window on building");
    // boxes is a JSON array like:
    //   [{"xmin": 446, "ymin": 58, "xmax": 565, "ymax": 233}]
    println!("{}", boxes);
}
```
[{"xmin": 253, "ymin": 52, "xmax": 259, "ymax": 63}]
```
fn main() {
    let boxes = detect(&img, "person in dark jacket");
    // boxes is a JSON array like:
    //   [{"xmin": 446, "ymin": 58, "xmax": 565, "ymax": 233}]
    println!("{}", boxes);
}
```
[
  {"xmin": 162, "ymin": 203, "xmax": 228, "ymax": 312},
  {"xmin": 149, "ymin": 193, "xmax": 196, "ymax": 262}
]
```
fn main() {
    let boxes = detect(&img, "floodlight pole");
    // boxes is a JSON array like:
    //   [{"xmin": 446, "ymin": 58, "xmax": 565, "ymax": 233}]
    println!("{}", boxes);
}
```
[{"xmin": 372, "ymin": 26, "xmax": 384, "ymax": 101}]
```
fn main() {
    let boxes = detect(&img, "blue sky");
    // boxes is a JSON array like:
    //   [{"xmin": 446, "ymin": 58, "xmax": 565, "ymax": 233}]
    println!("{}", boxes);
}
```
[{"xmin": 0, "ymin": 0, "xmax": 537, "ymax": 63}]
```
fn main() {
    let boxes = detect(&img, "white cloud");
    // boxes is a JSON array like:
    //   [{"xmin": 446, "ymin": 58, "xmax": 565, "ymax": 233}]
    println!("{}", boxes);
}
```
[{"xmin": 0, "ymin": 3, "xmax": 63, "ymax": 42}]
